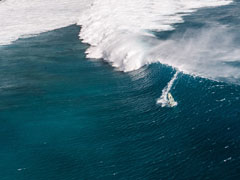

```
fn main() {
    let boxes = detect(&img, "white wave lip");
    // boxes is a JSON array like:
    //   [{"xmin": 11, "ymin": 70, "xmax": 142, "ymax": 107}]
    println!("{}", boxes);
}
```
[{"xmin": 0, "ymin": 0, "xmax": 92, "ymax": 45}]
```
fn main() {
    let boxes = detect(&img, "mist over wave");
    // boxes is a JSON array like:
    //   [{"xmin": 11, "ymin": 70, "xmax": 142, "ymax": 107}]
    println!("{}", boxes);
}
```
[{"xmin": 149, "ymin": 26, "xmax": 240, "ymax": 83}]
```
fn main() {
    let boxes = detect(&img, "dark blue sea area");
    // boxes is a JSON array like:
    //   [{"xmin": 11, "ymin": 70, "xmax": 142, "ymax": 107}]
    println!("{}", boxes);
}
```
[{"xmin": 1, "ymin": 3, "xmax": 240, "ymax": 179}]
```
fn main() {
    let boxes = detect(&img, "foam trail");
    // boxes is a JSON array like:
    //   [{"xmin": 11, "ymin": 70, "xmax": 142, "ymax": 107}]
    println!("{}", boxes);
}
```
[{"xmin": 157, "ymin": 71, "xmax": 179, "ymax": 107}]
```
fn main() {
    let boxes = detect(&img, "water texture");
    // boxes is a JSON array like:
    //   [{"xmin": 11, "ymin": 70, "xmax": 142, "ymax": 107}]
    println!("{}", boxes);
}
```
[{"xmin": 0, "ymin": 1, "xmax": 240, "ymax": 180}]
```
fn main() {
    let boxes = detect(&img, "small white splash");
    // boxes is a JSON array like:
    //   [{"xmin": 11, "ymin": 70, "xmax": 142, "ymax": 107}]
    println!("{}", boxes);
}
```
[
  {"xmin": 157, "ymin": 71, "xmax": 179, "ymax": 107},
  {"xmin": 223, "ymin": 157, "xmax": 232, "ymax": 162},
  {"xmin": 17, "ymin": 168, "xmax": 26, "ymax": 171},
  {"xmin": 216, "ymin": 98, "xmax": 226, "ymax": 102},
  {"xmin": 224, "ymin": 146, "xmax": 229, "ymax": 149}
]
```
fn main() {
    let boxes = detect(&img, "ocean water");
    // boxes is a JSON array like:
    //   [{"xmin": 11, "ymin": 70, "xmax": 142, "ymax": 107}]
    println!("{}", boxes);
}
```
[{"xmin": 1, "ymin": 0, "xmax": 240, "ymax": 180}]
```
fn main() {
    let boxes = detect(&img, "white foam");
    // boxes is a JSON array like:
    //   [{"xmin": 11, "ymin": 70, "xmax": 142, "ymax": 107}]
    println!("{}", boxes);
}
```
[
  {"xmin": 157, "ymin": 71, "xmax": 179, "ymax": 107},
  {"xmin": 0, "ymin": 0, "xmax": 92, "ymax": 45}
]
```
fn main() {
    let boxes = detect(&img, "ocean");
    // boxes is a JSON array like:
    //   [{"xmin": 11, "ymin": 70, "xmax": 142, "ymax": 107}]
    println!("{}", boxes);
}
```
[{"xmin": 0, "ymin": 0, "xmax": 240, "ymax": 179}]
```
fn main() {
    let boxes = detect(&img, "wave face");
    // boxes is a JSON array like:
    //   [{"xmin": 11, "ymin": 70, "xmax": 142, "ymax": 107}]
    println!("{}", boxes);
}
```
[{"xmin": 78, "ymin": 0, "xmax": 240, "ymax": 83}]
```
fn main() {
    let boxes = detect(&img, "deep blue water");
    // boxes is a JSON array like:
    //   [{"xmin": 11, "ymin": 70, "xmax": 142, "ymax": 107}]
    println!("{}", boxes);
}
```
[{"xmin": 1, "ymin": 5, "xmax": 240, "ymax": 179}]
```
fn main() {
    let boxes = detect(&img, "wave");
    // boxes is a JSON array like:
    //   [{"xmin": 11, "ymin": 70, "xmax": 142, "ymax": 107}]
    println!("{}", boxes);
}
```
[
  {"xmin": 1, "ymin": 0, "xmax": 239, "ymax": 83},
  {"xmin": 78, "ymin": 0, "xmax": 240, "ymax": 83}
]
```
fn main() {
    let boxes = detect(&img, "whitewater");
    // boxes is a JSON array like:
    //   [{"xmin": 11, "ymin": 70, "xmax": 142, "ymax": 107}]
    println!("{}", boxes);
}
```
[{"xmin": 1, "ymin": 0, "xmax": 239, "ymax": 83}]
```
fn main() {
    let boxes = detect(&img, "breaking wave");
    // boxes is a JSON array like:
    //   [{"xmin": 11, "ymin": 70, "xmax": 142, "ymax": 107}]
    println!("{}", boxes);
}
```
[
  {"xmin": 1, "ymin": 0, "xmax": 240, "ymax": 83},
  {"xmin": 78, "ymin": 0, "xmax": 240, "ymax": 83}
]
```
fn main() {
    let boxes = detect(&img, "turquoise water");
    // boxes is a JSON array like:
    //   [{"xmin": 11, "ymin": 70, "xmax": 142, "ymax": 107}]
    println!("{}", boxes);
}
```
[{"xmin": 1, "ymin": 5, "xmax": 240, "ymax": 179}]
